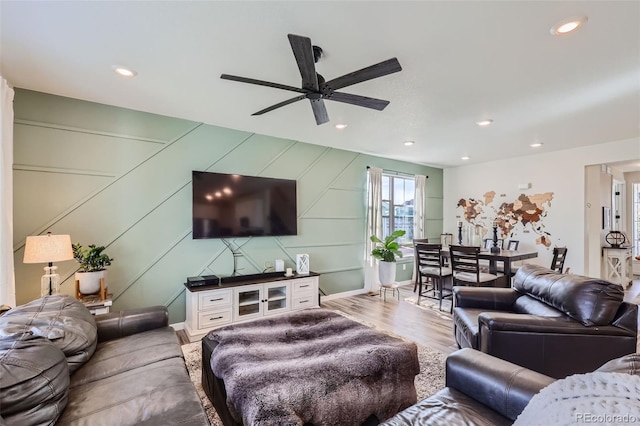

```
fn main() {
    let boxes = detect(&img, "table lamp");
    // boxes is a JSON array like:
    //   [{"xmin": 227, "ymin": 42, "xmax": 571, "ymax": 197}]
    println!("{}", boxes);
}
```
[{"xmin": 23, "ymin": 232, "xmax": 73, "ymax": 297}]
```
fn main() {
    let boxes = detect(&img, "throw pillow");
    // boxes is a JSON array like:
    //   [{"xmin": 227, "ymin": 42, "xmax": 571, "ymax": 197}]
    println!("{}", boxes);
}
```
[{"xmin": 0, "ymin": 295, "xmax": 97, "ymax": 373}]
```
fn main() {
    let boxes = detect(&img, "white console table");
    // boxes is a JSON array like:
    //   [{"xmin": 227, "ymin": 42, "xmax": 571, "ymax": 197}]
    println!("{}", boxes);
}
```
[
  {"xmin": 602, "ymin": 247, "xmax": 633, "ymax": 288},
  {"xmin": 184, "ymin": 273, "xmax": 319, "ymax": 342}
]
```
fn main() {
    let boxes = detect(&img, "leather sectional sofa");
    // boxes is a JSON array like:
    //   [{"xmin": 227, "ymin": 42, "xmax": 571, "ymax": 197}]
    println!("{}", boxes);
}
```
[
  {"xmin": 381, "ymin": 348, "xmax": 640, "ymax": 425},
  {"xmin": 453, "ymin": 264, "xmax": 638, "ymax": 378},
  {"xmin": 0, "ymin": 295, "xmax": 207, "ymax": 425}
]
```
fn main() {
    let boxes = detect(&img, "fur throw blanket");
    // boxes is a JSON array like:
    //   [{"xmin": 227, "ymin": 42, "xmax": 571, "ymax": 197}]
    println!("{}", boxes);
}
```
[
  {"xmin": 206, "ymin": 308, "xmax": 420, "ymax": 426},
  {"xmin": 514, "ymin": 372, "xmax": 640, "ymax": 426}
]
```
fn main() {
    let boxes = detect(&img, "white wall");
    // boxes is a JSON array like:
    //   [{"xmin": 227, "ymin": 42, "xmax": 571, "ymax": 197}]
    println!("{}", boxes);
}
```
[{"xmin": 444, "ymin": 137, "xmax": 640, "ymax": 276}]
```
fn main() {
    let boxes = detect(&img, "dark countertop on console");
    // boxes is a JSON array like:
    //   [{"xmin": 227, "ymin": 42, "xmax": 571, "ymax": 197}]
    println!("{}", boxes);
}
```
[{"xmin": 184, "ymin": 271, "xmax": 320, "ymax": 292}]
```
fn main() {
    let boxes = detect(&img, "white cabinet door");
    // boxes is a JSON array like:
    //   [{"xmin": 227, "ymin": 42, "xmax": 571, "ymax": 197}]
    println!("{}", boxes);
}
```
[{"xmin": 234, "ymin": 284, "xmax": 263, "ymax": 322}]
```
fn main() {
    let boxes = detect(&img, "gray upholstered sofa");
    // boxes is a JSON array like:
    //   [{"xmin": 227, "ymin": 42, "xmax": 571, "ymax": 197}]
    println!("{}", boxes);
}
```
[{"xmin": 0, "ymin": 295, "xmax": 207, "ymax": 425}]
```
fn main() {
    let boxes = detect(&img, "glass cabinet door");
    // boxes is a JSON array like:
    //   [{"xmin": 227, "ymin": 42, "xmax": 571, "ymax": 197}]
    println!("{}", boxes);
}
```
[
  {"xmin": 263, "ymin": 282, "xmax": 290, "ymax": 315},
  {"xmin": 234, "ymin": 284, "xmax": 263, "ymax": 321}
]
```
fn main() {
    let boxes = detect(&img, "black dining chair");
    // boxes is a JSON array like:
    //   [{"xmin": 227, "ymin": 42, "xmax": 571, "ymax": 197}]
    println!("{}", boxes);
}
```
[
  {"xmin": 412, "ymin": 238, "xmax": 431, "ymax": 293},
  {"xmin": 414, "ymin": 243, "xmax": 453, "ymax": 311},
  {"xmin": 449, "ymin": 245, "xmax": 499, "ymax": 287},
  {"xmin": 550, "ymin": 247, "xmax": 568, "ymax": 273}
]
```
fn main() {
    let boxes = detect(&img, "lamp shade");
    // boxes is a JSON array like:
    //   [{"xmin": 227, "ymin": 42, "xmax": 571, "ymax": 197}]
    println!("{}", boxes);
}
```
[{"xmin": 23, "ymin": 233, "xmax": 74, "ymax": 264}]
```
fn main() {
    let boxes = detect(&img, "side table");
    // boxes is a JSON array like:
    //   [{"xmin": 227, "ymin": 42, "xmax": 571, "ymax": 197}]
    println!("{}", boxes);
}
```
[
  {"xmin": 602, "ymin": 247, "xmax": 632, "ymax": 288},
  {"xmin": 79, "ymin": 294, "xmax": 113, "ymax": 315}
]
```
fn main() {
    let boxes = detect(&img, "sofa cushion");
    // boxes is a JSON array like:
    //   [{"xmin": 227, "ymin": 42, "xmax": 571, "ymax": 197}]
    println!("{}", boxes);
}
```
[
  {"xmin": 513, "ymin": 265, "xmax": 623, "ymax": 326},
  {"xmin": 513, "ymin": 294, "xmax": 564, "ymax": 317},
  {"xmin": 70, "ymin": 326, "xmax": 182, "ymax": 387},
  {"xmin": 0, "ymin": 295, "xmax": 97, "ymax": 373},
  {"xmin": 596, "ymin": 353, "xmax": 640, "ymax": 375},
  {"xmin": 0, "ymin": 338, "xmax": 69, "ymax": 425},
  {"xmin": 381, "ymin": 387, "xmax": 511, "ymax": 426},
  {"xmin": 57, "ymin": 357, "xmax": 208, "ymax": 426},
  {"xmin": 453, "ymin": 308, "xmax": 486, "ymax": 349}
]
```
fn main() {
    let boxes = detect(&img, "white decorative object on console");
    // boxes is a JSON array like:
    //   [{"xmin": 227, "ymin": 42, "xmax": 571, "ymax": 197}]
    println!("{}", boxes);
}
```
[
  {"xmin": 296, "ymin": 254, "xmax": 310, "ymax": 275},
  {"xmin": 275, "ymin": 259, "xmax": 284, "ymax": 272}
]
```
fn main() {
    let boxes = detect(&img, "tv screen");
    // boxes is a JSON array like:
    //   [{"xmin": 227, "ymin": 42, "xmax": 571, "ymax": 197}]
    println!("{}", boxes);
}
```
[{"xmin": 192, "ymin": 171, "xmax": 298, "ymax": 239}]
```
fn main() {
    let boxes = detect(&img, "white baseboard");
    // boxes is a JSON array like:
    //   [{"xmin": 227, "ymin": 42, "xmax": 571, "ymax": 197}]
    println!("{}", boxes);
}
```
[
  {"xmin": 170, "ymin": 322, "xmax": 185, "ymax": 331},
  {"xmin": 321, "ymin": 280, "xmax": 413, "ymax": 302},
  {"xmin": 321, "ymin": 288, "xmax": 369, "ymax": 301}
]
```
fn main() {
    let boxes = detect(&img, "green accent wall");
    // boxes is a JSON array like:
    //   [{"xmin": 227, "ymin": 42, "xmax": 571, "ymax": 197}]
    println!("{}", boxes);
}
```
[{"xmin": 13, "ymin": 89, "xmax": 443, "ymax": 322}]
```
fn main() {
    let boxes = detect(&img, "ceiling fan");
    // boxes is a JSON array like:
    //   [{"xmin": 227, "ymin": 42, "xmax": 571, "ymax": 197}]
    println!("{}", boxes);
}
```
[{"xmin": 221, "ymin": 34, "xmax": 402, "ymax": 125}]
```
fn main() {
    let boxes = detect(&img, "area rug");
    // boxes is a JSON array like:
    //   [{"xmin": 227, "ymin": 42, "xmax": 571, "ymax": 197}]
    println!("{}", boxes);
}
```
[
  {"xmin": 181, "ymin": 319, "xmax": 447, "ymax": 426},
  {"xmin": 404, "ymin": 296, "xmax": 454, "ymax": 320}
]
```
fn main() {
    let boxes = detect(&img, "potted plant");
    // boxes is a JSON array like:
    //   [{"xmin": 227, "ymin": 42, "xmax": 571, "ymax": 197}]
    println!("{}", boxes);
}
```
[
  {"xmin": 370, "ymin": 229, "xmax": 406, "ymax": 285},
  {"xmin": 72, "ymin": 243, "xmax": 113, "ymax": 295}
]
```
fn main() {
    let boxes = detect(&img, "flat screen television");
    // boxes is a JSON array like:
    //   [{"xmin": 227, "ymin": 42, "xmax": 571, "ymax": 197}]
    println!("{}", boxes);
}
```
[{"xmin": 192, "ymin": 171, "xmax": 298, "ymax": 239}]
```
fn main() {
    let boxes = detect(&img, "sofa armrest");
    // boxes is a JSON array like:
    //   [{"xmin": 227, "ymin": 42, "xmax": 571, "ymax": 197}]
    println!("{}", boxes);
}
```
[
  {"xmin": 479, "ymin": 312, "xmax": 636, "ymax": 336},
  {"xmin": 453, "ymin": 287, "xmax": 519, "ymax": 310},
  {"xmin": 95, "ymin": 306, "xmax": 169, "ymax": 342},
  {"xmin": 446, "ymin": 348, "xmax": 554, "ymax": 421}
]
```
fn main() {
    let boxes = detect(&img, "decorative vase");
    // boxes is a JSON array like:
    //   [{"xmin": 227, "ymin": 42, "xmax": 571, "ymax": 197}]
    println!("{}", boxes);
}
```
[
  {"xmin": 75, "ymin": 270, "xmax": 105, "ymax": 295},
  {"xmin": 378, "ymin": 261, "xmax": 397, "ymax": 285}
]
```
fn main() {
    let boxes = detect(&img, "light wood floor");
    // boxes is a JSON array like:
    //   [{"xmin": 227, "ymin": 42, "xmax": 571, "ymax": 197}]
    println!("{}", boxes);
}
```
[{"xmin": 178, "ymin": 279, "xmax": 640, "ymax": 351}]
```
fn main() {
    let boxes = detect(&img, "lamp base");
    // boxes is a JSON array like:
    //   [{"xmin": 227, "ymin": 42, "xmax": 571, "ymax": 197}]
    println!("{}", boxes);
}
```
[
  {"xmin": 490, "ymin": 246, "xmax": 501, "ymax": 254},
  {"xmin": 41, "ymin": 265, "xmax": 60, "ymax": 297}
]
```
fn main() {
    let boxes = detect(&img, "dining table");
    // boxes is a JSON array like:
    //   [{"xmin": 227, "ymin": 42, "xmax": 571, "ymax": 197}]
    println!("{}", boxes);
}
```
[{"xmin": 441, "ymin": 248, "xmax": 539, "ymax": 287}]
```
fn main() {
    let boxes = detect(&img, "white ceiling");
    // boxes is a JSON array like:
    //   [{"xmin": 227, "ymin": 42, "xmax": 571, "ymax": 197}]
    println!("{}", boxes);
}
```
[{"xmin": 2, "ymin": 1, "xmax": 639, "ymax": 169}]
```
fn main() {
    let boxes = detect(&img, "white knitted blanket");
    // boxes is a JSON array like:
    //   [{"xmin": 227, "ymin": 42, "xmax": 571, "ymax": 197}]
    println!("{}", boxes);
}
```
[{"xmin": 514, "ymin": 372, "xmax": 640, "ymax": 426}]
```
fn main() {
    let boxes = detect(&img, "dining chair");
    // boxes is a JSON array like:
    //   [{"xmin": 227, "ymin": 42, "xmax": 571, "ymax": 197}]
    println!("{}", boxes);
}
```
[
  {"xmin": 414, "ymin": 243, "xmax": 453, "ymax": 311},
  {"xmin": 412, "ymin": 238, "xmax": 432, "ymax": 293},
  {"xmin": 550, "ymin": 247, "xmax": 568, "ymax": 273},
  {"xmin": 449, "ymin": 245, "xmax": 499, "ymax": 287}
]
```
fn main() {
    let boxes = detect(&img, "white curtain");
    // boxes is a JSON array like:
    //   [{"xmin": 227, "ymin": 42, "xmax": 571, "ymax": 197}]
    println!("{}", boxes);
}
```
[
  {"xmin": 412, "ymin": 174, "xmax": 427, "ymax": 283},
  {"xmin": 413, "ymin": 174, "xmax": 426, "ymax": 239},
  {"xmin": 0, "ymin": 77, "xmax": 15, "ymax": 307},
  {"xmin": 364, "ymin": 167, "xmax": 383, "ymax": 293}
]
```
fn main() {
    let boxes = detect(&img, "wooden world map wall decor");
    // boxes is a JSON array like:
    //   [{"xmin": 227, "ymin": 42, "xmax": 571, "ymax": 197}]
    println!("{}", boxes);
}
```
[{"xmin": 457, "ymin": 191, "xmax": 554, "ymax": 247}]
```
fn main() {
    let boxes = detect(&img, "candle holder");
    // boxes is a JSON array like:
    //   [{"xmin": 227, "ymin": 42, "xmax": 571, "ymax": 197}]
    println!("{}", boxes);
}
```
[
  {"xmin": 457, "ymin": 222, "xmax": 463, "ymax": 245},
  {"xmin": 491, "ymin": 223, "xmax": 500, "ymax": 253}
]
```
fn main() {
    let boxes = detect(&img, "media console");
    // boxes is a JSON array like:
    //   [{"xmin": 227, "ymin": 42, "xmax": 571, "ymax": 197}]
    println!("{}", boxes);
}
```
[{"xmin": 184, "ymin": 272, "xmax": 320, "ymax": 342}]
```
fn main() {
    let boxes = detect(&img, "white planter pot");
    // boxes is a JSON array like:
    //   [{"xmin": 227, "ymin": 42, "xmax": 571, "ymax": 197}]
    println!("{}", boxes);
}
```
[
  {"xmin": 378, "ymin": 261, "xmax": 397, "ymax": 285},
  {"xmin": 75, "ymin": 270, "xmax": 106, "ymax": 295}
]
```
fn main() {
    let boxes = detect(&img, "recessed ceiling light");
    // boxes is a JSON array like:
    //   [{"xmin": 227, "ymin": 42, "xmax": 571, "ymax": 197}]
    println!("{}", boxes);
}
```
[
  {"xmin": 404, "ymin": 141, "xmax": 415, "ymax": 146},
  {"xmin": 461, "ymin": 156, "xmax": 470, "ymax": 160},
  {"xmin": 335, "ymin": 123, "xmax": 347, "ymax": 130},
  {"xmin": 551, "ymin": 16, "xmax": 588, "ymax": 35},
  {"xmin": 530, "ymin": 142, "xmax": 544, "ymax": 148},
  {"xmin": 476, "ymin": 119, "xmax": 493, "ymax": 127},
  {"xmin": 112, "ymin": 65, "xmax": 137, "ymax": 78}
]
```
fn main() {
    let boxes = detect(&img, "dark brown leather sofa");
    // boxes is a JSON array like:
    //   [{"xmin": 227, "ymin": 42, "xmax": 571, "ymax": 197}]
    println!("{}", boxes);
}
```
[
  {"xmin": 453, "ymin": 264, "xmax": 637, "ymax": 378},
  {"xmin": 382, "ymin": 348, "xmax": 640, "ymax": 426},
  {"xmin": 381, "ymin": 348, "xmax": 554, "ymax": 426}
]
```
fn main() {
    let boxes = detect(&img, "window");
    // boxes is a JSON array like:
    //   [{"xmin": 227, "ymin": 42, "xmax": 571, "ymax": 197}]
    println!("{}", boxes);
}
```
[
  {"xmin": 381, "ymin": 173, "xmax": 414, "ymax": 245},
  {"xmin": 633, "ymin": 183, "xmax": 640, "ymax": 257}
]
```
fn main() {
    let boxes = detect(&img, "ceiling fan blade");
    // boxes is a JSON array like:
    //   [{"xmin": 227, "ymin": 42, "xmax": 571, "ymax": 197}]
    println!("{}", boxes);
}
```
[
  {"xmin": 327, "ymin": 92, "xmax": 390, "ymax": 111},
  {"xmin": 309, "ymin": 99, "xmax": 329, "ymax": 125},
  {"xmin": 221, "ymin": 74, "xmax": 306, "ymax": 94},
  {"xmin": 322, "ymin": 58, "xmax": 402, "ymax": 91},
  {"xmin": 288, "ymin": 34, "xmax": 319, "ymax": 91},
  {"xmin": 251, "ymin": 95, "xmax": 307, "ymax": 116}
]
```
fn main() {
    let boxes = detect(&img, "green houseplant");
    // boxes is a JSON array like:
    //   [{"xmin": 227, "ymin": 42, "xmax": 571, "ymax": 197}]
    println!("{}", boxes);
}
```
[
  {"xmin": 370, "ymin": 229, "xmax": 406, "ymax": 285},
  {"xmin": 72, "ymin": 243, "xmax": 113, "ymax": 295}
]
